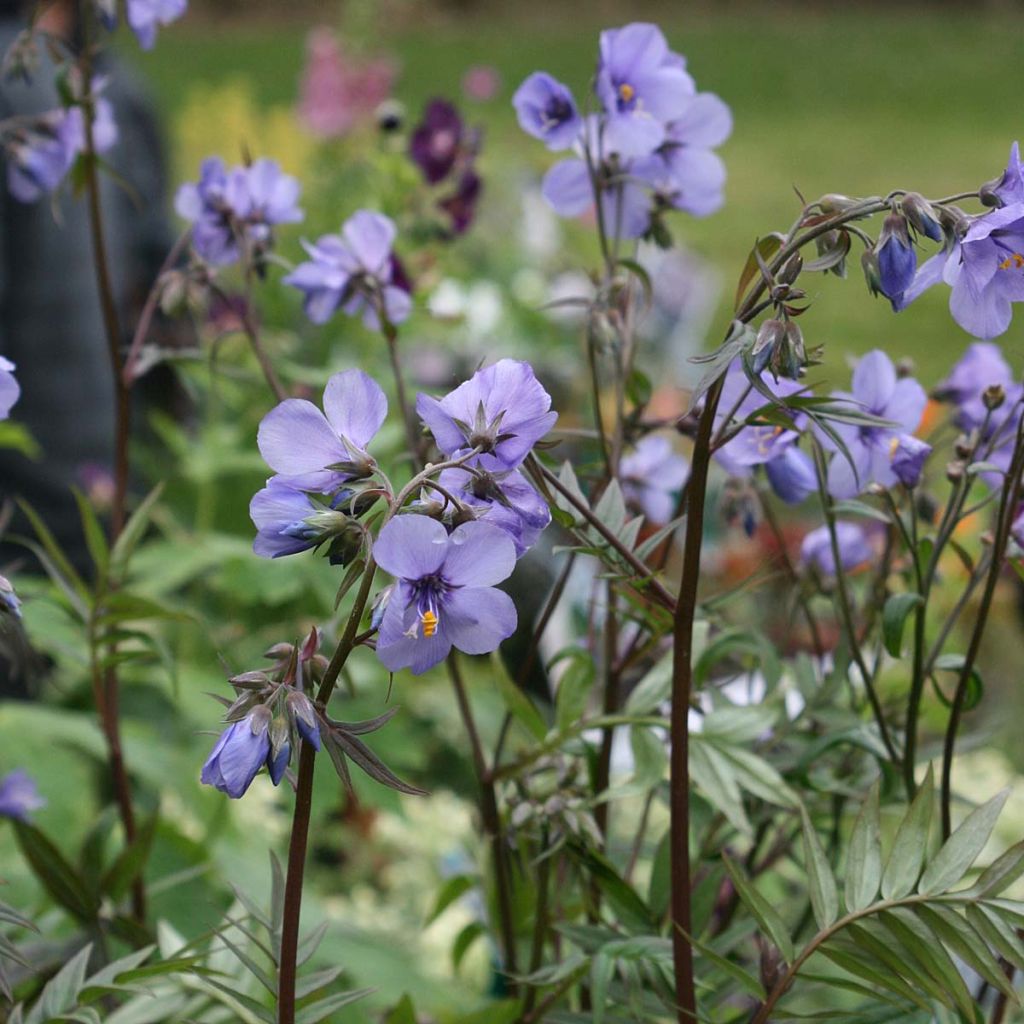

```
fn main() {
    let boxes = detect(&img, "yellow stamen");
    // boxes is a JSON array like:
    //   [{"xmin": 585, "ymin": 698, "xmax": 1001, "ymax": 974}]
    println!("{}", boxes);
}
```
[
  {"xmin": 420, "ymin": 609, "xmax": 439, "ymax": 638},
  {"xmin": 998, "ymin": 253, "xmax": 1024, "ymax": 270},
  {"xmin": 889, "ymin": 436, "xmax": 900, "ymax": 459},
  {"xmin": 618, "ymin": 82, "xmax": 635, "ymax": 103}
]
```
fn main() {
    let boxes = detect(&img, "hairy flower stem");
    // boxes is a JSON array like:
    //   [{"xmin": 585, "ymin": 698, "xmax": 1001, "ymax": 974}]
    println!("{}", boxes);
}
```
[
  {"xmin": 940, "ymin": 419, "xmax": 1024, "ymax": 838},
  {"xmin": 278, "ymin": 560, "xmax": 378, "ymax": 1023},
  {"xmin": 669, "ymin": 375, "xmax": 723, "ymax": 1022},
  {"xmin": 77, "ymin": 33, "xmax": 144, "ymax": 923},
  {"xmin": 447, "ymin": 655, "xmax": 519, "ymax": 990}
]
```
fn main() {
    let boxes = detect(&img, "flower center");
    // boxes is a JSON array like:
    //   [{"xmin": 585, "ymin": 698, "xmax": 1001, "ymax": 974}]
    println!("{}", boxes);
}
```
[
  {"xmin": 618, "ymin": 82, "xmax": 636, "ymax": 105},
  {"xmin": 998, "ymin": 252, "xmax": 1024, "ymax": 271},
  {"xmin": 405, "ymin": 572, "xmax": 452, "ymax": 640}
]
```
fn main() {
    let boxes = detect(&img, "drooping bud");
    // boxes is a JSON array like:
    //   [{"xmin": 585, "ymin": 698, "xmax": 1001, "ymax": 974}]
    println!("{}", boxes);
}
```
[
  {"xmin": 946, "ymin": 460, "xmax": 966, "ymax": 483},
  {"xmin": 720, "ymin": 478, "xmax": 762, "ymax": 538},
  {"xmin": 751, "ymin": 319, "xmax": 786, "ymax": 375},
  {"xmin": 286, "ymin": 690, "xmax": 321, "ymax": 751},
  {"xmin": 777, "ymin": 252, "xmax": 803, "ymax": 286},
  {"xmin": 979, "ymin": 178, "xmax": 1003, "ymax": 209},
  {"xmin": 875, "ymin": 213, "xmax": 916, "ymax": 302},
  {"xmin": 818, "ymin": 193, "xmax": 856, "ymax": 213},
  {"xmin": 890, "ymin": 434, "xmax": 932, "ymax": 488},
  {"xmin": 954, "ymin": 434, "xmax": 974, "ymax": 460},
  {"xmin": 937, "ymin": 204, "xmax": 971, "ymax": 244},
  {"xmin": 267, "ymin": 716, "xmax": 291, "ymax": 786},
  {"xmin": 901, "ymin": 192, "xmax": 943, "ymax": 242},
  {"xmin": 861, "ymin": 249, "xmax": 882, "ymax": 298}
]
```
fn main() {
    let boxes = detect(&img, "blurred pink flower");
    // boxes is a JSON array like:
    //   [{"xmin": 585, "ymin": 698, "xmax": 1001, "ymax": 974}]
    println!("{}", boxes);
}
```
[
  {"xmin": 298, "ymin": 28, "xmax": 397, "ymax": 138},
  {"xmin": 462, "ymin": 64, "xmax": 500, "ymax": 102}
]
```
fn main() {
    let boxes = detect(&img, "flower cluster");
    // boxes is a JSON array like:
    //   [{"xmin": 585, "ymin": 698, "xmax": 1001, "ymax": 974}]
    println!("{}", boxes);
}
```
[
  {"xmin": 409, "ymin": 99, "xmax": 482, "ymax": 236},
  {"xmin": 514, "ymin": 23, "xmax": 731, "ymax": 242},
  {"xmin": 822, "ymin": 350, "xmax": 929, "ymax": 497},
  {"xmin": 285, "ymin": 210, "xmax": 411, "ymax": 328},
  {"xmin": 800, "ymin": 522, "xmax": 873, "ymax": 577},
  {"xmin": 891, "ymin": 144, "xmax": 1024, "ymax": 340},
  {"xmin": 201, "ymin": 635, "xmax": 323, "ymax": 798},
  {"xmin": 4, "ymin": 85, "xmax": 117, "ymax": 203},
  {"xmin": 175, "ymin": 156, "xmax": 303, "ymax": 266}
]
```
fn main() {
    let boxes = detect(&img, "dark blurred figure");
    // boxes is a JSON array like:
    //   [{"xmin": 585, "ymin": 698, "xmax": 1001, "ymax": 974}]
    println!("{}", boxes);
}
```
[{"xmin": 0, "ymin": 0, "xmax": 175, "ymax": 695}]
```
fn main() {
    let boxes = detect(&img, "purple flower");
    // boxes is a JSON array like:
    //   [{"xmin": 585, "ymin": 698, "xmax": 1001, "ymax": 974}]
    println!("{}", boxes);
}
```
[
  {"xmin": 0, "ymin": 769, "xmax": 44, "ymax": 821},
  {"xmin": 890, "ymin": 434, "xmax": 932, "ymax": 488},
  {"xmin": 822, "ymin": 350, "xmax": 927, "ymax": 498},
  {"xmin": 435, "ymin": 465, "xmax": 550, "ymax": 556},
  {"xmin": 257, "ymin": 368, "xmax": 387, "ymax": 492},
  {"xmin": 985, "ymin": 141, "xmax": 1024, "ymax": 207},
  {"xmin": 175, "ymin": 157, "xmax": 303, "ymax": 266},
  {"xmin": 284, "ymin": 210, "xmax": 411, "ymax": 328},
  {"xmin": 541, "ymin": 88, "xmax": 730, "ymax": 238},
  {"xmin": 800, "ymin": 522, "xmax": 873, "ymax": 577},
  {"xmin": 126, "ymin": 0, "xmax": 187, "ymax": 50},
  {"xmin": 249, "ymin": 477, "xmax": 353, "ymax": 559},
  {"xmin": 409, "ymin": 99, "xmax": 464, "ymax": 184},
  {"xmin": 0, "ymin": 357, "xmax": 20, "ymax": 420},
  {"xmin": 0, "ymin": 573, "xmax": 21, "ymax": 618},
  {"xmin": 937, "ymin": 342, "xmax": 1022, "ymax": 431},
  {"xmin": 512, "ymin": 72, "xmax": 581, "ymax": 152},
  {"xmin": 438, "ymin": 169, "xmax": 482, "ymax": 236},
  {"xmin": 200, "ymin": 707, "xmax": 273, "ymax": 799},
  {"xmin": 876, "ymin": 214, "xmax": 917, "ymax": 303},
  {"xmin": 620, "ymin": 435, "xmax": 689, "ymax": 523},
  {"xmin": 416, "ymin": 359, "xmax": 557, "ymax": 471},
  {"xmin": 6, "ymin": 95, "xmax": 117, "ymax": 203},
  {"xmin": 595, "ymin": 23, "xmax": 694, "ymax": 157},
  {"xmin": 714, "ymin": 366, "xmax": 816, "ymax": 505},
  {"xmin": 373, "ymin": 516, "xmax": 517, "ymax": 675},
  {"xmin": 896, "ymin": 204, "xmax": 1024, "ymax": 339}
]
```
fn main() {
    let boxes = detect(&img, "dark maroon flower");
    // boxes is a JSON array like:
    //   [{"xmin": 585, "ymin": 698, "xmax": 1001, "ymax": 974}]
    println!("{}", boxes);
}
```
[
  {"xmin": 409, "ymin": 99, "xmax": 464, "ymax": 184},
  {"xmin": 439, "ymin": 170, "xmax": 482, "ymax": 235}
]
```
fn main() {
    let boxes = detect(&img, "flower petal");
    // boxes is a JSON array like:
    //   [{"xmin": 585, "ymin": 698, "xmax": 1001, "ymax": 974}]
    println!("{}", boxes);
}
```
[
  {"xmin": 374, "ymin": 515, "xmax": 449, "ymax": 580},
  {"xmin": 444, "ymin": 587, "xmax": 517, "ymax": 656},
  {"xmin": 258, "ymin": 399, "xmax": 346, "ymax": 477},
  {"xmin": 322, "ymin": 369, "xmax": 388, "ymax": 449},
  {"xmin": 442, "ymin": 521, "xmax": 517, "ymax": 586}
]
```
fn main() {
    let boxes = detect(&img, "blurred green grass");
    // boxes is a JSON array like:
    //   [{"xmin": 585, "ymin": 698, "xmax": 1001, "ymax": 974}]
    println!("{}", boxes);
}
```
[{"xmin": 136, "ymin": 5, "xmax": 1024, "ymax": 385}]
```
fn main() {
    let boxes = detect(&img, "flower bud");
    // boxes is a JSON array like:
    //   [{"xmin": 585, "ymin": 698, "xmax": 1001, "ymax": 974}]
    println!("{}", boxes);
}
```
[
  {"xmin": 901, "ymin": 192, "xmax": 943, "ymax": 242},
  {"xmin": 286, "ymin": 690, "xmax": 321, "ymax": 751},
  {"xmin": 267, "ymin": 716, "xmax": 290, "ymax": 786},
  {"xmin": 979, "ymin": 178, "xmax": 1003, "ymax": 209},
  {"xmin": 954, "ymin": 434, "xmax": 973, "ymax": 460},
  {"xmin": 861, "ymin": 250, "xmax": 882, "ymax": 298},
  {"xmin": 819, "ymin": 193, "xmax": 856, "ymax": 213},
  {"xmin": 937, "ymin": 204, "xmax": 970, "ymax": 243},
  {"xmin": 889, "ymin": 434, "xmax": 932, "ymax": 488},
  {"xmin": 875, "ymin": 213, "xmax": 916, "ymax": 301},
  {"xmin": 375, "ymin": 99, "xmax": 405, "ymax": 134},
  {"xmin": 895, "ymin": 357, "xmax": 916, "ymax": 379},
  {"xmin": 946, "ymin": 460, "xmax": 966, "ymax": 483},
  {"xmin": 983, "ymin": 384, "xmax": 1006, "ymax": 411},
  {"xmin": 751, "ymin": 319, "xmax": 785, "ymax": 375},
  {"xmin": 777, "ymin": 252, "xmax": 803, "ymax": 286}
]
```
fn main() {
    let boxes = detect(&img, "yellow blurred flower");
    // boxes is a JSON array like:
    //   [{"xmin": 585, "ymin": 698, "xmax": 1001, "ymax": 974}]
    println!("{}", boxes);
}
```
[{"xmin": 172, "ymin": 77, "xmax": 315, "ymax": 186}]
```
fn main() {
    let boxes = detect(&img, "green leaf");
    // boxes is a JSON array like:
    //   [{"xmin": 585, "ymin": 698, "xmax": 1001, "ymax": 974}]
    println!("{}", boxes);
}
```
[
  {"xmin": 828, "ymin": 500, "xmax": 894, "ymax": 525},
  {"xmin": 13, "ymin": 822, "xmax": 100, "ymax": 923},
  {"xmin": 966, "ymin": 905, "xmax": 1024, "ymax": 972},
  {"xmin": 970, "ymin": 839, "xmax": 1024, "ymax": 898},
  {"xmin": 734, "ymin": 234, "xmax": 784, "ymax": 311},
  {"xmin": 914, "ymin": 904, "xmax": 1018, "ymax": 1003},
  {"xmin": 100, "ymin": 814, "xmax": 158, "ymax": 902},
  {"xmin": 16, "ymin": 499, "xmax": 90, "ymax": 603},
  {"xmin": 492, "ymin": 652, "xmax": 547, "ymax": 741},
  {"xmin": 690, "ymin": 739, "xmax": 749, "ymax": 834},
  {"xmin": 72, "ymin": 488, "xmax": 109, "ymax": 582},
  {"xmin": 624, "ymin": 651, "xmax": 672, "ymax": 714},
  {"xmin": 571, "ymin": 845, "xmax": 653, "ymax": 931},
  {"xmin": 590, "ymin": 952, "xmax": 613, "ymax": 1024},
  {"xmin": 918, "ymin": 789, "xmax": 1008, "ymax": 894},
  {"xmin": 882, "ymin": 593, "xmax": 923, "ymax": 658},
  {"xmin": 821, "ymin": 938, "xmax": 931, "ymax": 1011},
  {"xmin": 109, "ymin": 482, "xmax": 164, "ymax": 579},
  {"xmin": 383, "ymin": 995, "xmax": 417, "ymax": 1024},
  {"xmin": 30, "ymin": 943, "xmax": 92, "ymax": 1023},
  {"xmin": 800, "ymin": 805, "xmax": 839, "ymax": 928},
  {"xmin": 880, "ymin": 765, "xmax": 933, "ymax": 900},
  {"xmin": 845, "ymin": 783, "xmax": 882, "ymax": 912},
  {"xmin": 629, "ymin": 726, "xmax": 667, "ymax": 790},
  {"xmin": 294, "ymin": 988, "xmax": 373, "ymax": 1023},
  {"xmin": 692, "ymin": 937, "xmax": 765, "ymax": 999},
  {"xmin": 722, "ymin": 854, "xmax": 794, "ymax": 962},
  {"xmin": 555, "ymin": 651, "xmax": 594, "ymax": 734},
  {"xmin": 931, "ymin": 654, "xmax": 984, "ymax": 711},
  {"xmin": 452, "ymin": 921, "xmax": 485, "ymax": 972},
  {"xmin": 426, "ymin": 874, "xmax": 476, "ymax": 925}
]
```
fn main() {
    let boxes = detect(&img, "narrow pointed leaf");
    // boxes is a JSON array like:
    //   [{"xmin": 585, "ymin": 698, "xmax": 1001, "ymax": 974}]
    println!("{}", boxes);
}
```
[
  {"xmin": 800, "ymin": 805, "xmax": 838, "ymax": 928},
  {"xmin": 881, "ymin": 765, "xmax": 933, "ymax": 899},
  {"xmin": 918, "ymin": 789, "xmax": 1008, "ymax": 894},
  {"xmin": 845, "ymin": 784, "xmax": 882, "ymax": 912},
  {"xmin": 722, "ymin": 854, "xmax": 793, "ymax": 963}
]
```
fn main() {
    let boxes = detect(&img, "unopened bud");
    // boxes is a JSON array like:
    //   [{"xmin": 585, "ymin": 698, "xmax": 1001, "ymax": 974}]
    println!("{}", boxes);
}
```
[
  {"xmin": 819, "ymin": 193, "xmax": 856, "ymax": 213},
  {"xmin": 895, "ymin": 357, "xmax": 915, "ymax": 379},
  {"xmin": 861, "ymin": 249, "xmax": 881, "ymax": 298},
  {"xmin": 946, "ymin": 460, "xmax": 966, "ymax": 483},
  {"xmin": 916, "ymin": 492, "xmax": 938, "ymax": 525},
  {"xmin": 954, "ymin": 435, "xmax": 973, "ymax": 460},
  {"xmin": 937, "ymin": 204, "xmax": 971, "ymax": 242},
  {"xmin": 983, "ymin": 384, "xmax": 1006, "ymax": 411},
  {"xmin": 286, "ymin": 690, "xmax": 321, "ymax": 750},
  {"xmin": 901, "ymin": 192, "xmax": 943, "ymax": 242},
  {"xmin": 375, "ymin": 99, "xmax": 405, "ymax": 134},
  {"xmin": 777, "ymin": 252, "xmax": 803, "ymax": 286},
  {"xmin": 875, "ymin": 213, "xmax": 916, "ymax": 301},
  {"xmin": 751, "ymin": 319, "xmax": 785, "ymax": 374}
]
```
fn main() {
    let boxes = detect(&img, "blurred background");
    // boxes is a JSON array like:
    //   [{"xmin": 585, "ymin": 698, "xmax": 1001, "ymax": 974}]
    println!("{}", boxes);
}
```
[{"xmin": 3, "ymin": 1, "xmax": 1024, "ymax": 1018}]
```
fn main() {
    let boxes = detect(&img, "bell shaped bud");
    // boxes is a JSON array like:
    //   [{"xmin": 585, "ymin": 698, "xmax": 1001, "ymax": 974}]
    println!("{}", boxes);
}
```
[
  {"xmin": 901, "ymin": 192, "xmax": 943, "ymax": 242},
  {"xmin": 875, "ymin": 213, "xmax": 916, "ymax": 302},
  {"xmin": 286, "ymin": 690, "xmax": 321, "ymax": 751},
  {"xmin": 890, "ymin": 434, "xmax": 932, "ymax": 488},
  {"xmin": 818, "ymin": 193, "xmax": 856, "ymax": 213},
  {"xmin": 861, "ymin": 249, "xmax": 882, "ymax": 298},
  {"xmin": 267, "ymin": 715, "xmax": 291, "ymax": 785},
  {"xmin": 983, "ymin": 384, "xmax": 1006, "ymax": 411},
  {"xmin": 751, "ymin": 319, "xmax": 785, "ymax": 375}
]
